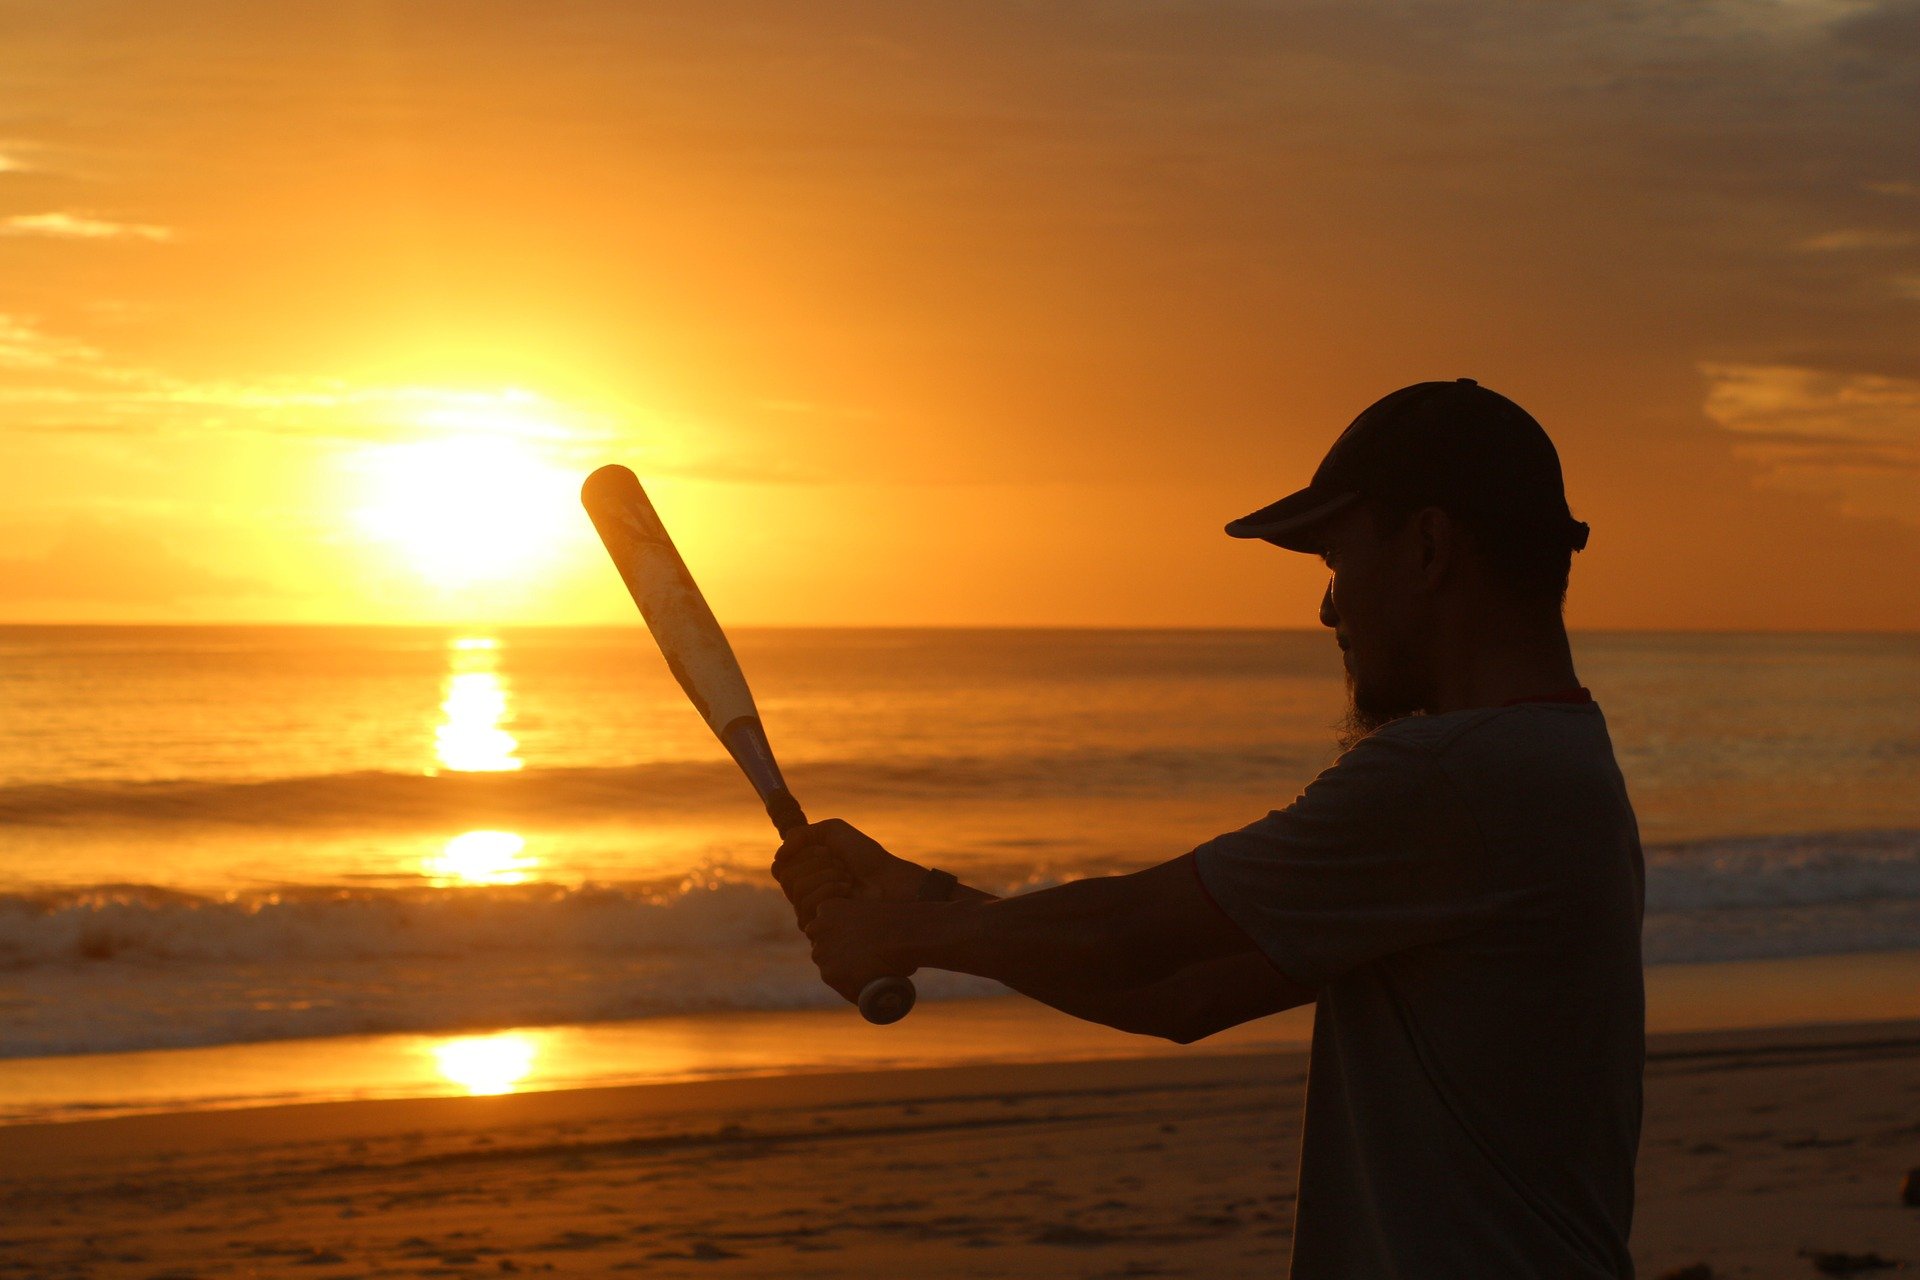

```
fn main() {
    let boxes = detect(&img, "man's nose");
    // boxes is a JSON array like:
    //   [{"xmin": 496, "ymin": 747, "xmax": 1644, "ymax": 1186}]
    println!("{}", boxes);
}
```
[{"xmin": 1319, "ymin": 579, "xmax": 1338, "ymax": 629}]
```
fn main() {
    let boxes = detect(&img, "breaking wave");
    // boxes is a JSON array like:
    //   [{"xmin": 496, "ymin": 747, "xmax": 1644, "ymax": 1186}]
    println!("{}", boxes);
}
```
[
  {"xmin": 0, "ymin": 874, "xmax": 1008, "ymax": 1058},
  {"xmin": 0, "ymin": 828, "xmax": 1915, "ymax": 1058}
]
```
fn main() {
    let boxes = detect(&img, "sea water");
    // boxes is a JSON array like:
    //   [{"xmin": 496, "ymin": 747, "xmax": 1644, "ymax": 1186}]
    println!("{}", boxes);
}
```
[{"xmin": 2, "ymin": 627, "xmax": 1916, "ymax": 1066}]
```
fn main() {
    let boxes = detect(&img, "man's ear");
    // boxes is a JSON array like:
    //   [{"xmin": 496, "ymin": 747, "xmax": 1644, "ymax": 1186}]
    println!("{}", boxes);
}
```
[{"xmin": 1412, "ymin": 506, "xmax": 1459, "ymax": 587}]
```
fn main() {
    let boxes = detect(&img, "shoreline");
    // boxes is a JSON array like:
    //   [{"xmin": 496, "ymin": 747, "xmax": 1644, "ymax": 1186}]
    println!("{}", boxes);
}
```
[
  {"xmin": 11, "ymin": 1015, "xmax": 1920, "ymax": 1154},
  {"xmin": 3, "ymin": 948, "xmax": 1919, "ymax": 1128}
]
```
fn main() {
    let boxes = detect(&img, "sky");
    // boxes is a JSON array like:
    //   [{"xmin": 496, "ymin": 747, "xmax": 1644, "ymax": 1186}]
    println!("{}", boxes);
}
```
[{"xmin": 1, "ymin": 0, "xmax": 1916, "ymax": 629}]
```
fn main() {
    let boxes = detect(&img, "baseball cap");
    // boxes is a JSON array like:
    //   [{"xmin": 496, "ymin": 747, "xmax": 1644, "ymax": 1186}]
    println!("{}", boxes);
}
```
[{"xmin": 1225, "ymin": 378, "xmax": 1591, "ymax": 554}]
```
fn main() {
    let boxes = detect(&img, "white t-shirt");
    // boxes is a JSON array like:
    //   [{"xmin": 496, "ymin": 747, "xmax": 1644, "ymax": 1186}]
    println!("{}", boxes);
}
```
[{"xmin": 1193, "ymin": 701, "xmax": 1644, "ymax": 1279}]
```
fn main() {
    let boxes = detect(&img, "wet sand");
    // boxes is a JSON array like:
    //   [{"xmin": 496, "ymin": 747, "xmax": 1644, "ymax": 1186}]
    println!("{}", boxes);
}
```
[
  {"xmin": 5, "ymin": 1020, "xmax": 1919, "ymax": 1279},
  {"xmin": 7, "ymin": 949, "xmax": 1916, "ymax": 1127}
]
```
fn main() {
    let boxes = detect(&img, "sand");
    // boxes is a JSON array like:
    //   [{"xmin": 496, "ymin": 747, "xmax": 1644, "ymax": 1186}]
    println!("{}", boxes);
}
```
[{"xmin": 4, "ymin": 1021, "xmax": 1919, "ymax": 1279}]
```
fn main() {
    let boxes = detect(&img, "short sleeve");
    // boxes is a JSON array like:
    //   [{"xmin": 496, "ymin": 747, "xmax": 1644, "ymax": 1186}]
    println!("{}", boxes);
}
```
[{"xmin": 1191, "ymin": 728, "xmax": 1497, "ymax": 987}]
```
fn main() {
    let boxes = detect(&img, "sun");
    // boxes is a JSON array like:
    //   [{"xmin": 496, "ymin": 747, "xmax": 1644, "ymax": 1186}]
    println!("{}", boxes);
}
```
[{"xmin": 354, "ymin": 429, "xmax": 578, "ymax": 587}]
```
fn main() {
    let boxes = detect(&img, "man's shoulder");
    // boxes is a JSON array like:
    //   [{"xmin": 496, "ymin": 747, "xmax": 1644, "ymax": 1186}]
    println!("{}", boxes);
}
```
[
  {"xmin": 1298, "ymin": 704, "xmax": 1614, "ymax": 831},
  {"xmin": 1366, "ymin": 701, "xmax": 1606, "ymax": 759}
]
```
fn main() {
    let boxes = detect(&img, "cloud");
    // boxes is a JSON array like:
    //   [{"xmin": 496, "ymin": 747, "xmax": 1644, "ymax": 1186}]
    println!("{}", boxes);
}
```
[
  {"xmin": 0, "ymin": 521, "xmax": 273, "ymax": 603},
  {"xmin": 0, "ymin": 212, "xmax": 172, "ymax": 242},
  {"xmin": 1799, "ymin": 229, "xmax": 1916, "ymax": 251},
  {"xmin": 755, "ymin": 398, "xmax": 880, "ymax": 422},
  {"xmin": 0, "ymin": 137, "xmax": 53, "ymax": 174},
  {"xmin": 0, "ymin": 315, "xmax": 811, "ymax": 490},
  {"xmin": 0, "ymin": 314, "xmax": 101, "ymax": 370},
  {"xmin": 643, "ymin": 453, "xmax": 828, "ymax": 485},
  {"xmin": 1701, "ymin": 363, "xmax": 1920, "ymax": 525},
  {"xmin": 1829, "ymin": 0, "xmax": 1920, "ymax": 56},
  {"xmin": 0, "ymin": 314, "xmax": 626, "ymax": 448}
]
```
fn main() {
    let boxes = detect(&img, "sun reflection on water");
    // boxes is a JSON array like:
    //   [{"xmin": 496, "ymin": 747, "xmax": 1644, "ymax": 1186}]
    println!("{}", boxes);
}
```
[
  {"xmin": 434, "ymin": 634, "xmax": 522, "ymax": 773},
  {"xmin": 429, "ymin": 1031, "xmax": 542, "ymax": 1096},
  {"xmin": 425, "ymin": 829, "xmax": 535, "ymax": 885}
]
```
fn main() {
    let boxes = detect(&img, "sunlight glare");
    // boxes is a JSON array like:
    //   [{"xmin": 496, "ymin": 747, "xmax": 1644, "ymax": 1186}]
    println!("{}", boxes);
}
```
[{"xmin": 430, "ymin": 1031, "xmax": 541, "ymax": 1096}]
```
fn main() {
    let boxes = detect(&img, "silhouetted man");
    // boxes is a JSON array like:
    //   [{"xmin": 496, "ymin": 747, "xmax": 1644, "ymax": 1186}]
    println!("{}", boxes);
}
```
[{"xmin": 775, "ymin": 379, "xmax": 1644, "ymax": 1279}]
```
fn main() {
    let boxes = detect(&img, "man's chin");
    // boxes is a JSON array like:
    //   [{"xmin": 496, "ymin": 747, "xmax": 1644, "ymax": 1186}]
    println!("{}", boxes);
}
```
[
  {"xmin": 1337, "ymin": 705, "xmax": 1392, "ymax": 752},
  {"xmin": 1338, "ymin": 675, "xmax": 1419, "ymax": 752}
]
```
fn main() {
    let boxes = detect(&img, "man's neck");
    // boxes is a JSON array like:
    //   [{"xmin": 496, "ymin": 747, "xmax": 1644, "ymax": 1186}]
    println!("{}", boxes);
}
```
[{"xmin": 1425, "ymin": 610, "xmax": 1580, "ymax": 716}]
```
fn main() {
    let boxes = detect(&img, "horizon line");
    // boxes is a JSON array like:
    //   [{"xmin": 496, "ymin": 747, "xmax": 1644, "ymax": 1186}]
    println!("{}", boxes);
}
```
[{"xmin": 1, "ymin": 621, "xmax": 1916, "ymax": 638}]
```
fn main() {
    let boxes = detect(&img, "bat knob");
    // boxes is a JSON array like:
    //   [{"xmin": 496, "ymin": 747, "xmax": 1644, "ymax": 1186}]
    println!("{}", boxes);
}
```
[{"xmin": 857, "ymin": 976, "xmax": 916, "ymax": 1025}]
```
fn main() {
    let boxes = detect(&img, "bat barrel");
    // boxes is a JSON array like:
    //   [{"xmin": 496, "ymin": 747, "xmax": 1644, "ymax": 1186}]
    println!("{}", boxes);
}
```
[
  {"xmin": 584, "ymin": 463, "xmax": 917, "ymax": 1027},
  {"xmin": 718, "ymin": 717, "xmax": 799, "ymax": 824}
]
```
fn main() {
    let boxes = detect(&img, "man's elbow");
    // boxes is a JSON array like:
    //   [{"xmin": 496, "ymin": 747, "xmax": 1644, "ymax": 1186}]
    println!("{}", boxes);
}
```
[
  {"xmin": 1129, "ymin": 1009, "xmax": 1227, "ymax": 1046},
  {"xmin": 1113, "ymin": 1020, "xmax": 1203, "ymax": 1046},
  {"xmin": 1149, "ymin": 988, "xmax": 1317, "ymax": 1045}
]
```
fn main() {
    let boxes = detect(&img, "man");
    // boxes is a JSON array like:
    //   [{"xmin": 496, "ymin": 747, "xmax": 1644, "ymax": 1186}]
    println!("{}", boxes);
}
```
[{"xmin": 774, "ymin": 379, "xmax": 1645, "ymax": 1278}]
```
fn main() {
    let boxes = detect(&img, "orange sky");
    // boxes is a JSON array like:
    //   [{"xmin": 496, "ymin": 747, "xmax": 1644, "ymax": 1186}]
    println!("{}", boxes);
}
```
[{"xmin": 2, "ymin": 1, "xmax": 1916, "ymax": 629}]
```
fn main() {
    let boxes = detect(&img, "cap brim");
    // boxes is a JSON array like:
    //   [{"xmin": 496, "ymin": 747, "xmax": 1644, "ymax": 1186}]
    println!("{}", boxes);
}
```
[{"xmin": 1224, "ymin": 488, "xmax": 1360, "ymax": 552}]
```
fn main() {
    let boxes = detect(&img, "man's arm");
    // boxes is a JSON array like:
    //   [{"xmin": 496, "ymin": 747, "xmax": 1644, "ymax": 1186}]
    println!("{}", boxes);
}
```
[
  {"xmin": 804, "ymin": 852, "xmax": 1314, "ymax": 1036},
  {"xmin": 1006, "ymin": 948, "xmax": 1311, "ymax": 1044},
  {"xmin": 774, "ymin": 819, "xmax": 1312, "ymax": 1042}
]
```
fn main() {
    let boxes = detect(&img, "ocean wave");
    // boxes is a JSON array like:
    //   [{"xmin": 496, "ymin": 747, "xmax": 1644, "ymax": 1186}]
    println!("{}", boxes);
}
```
[
  {"xmin": 0, "ymin": 876, "xmax": 817, "ymax": 967},
  {"xmin": 1638, "ymin": 829, "xmax": 1920, "ymax": 965},
  {"xmin": 0, "ymin": 829, "xmax": 1916, "ymax": 1059},
  {"xmin": 0, "ymin": 829, "xmax": 1914, "ymax": 970},
  {"xmin": 1644, "ymin": 828, "xmax": 1920, "ymax": 910},
  {"xmin": 0, "ymin": 875, "xmax": 1008, "ymax": 1058},
  {"xmin": 2, "ymin": 829, "xmax": 1914, "ymax": 960},
  {"xmin": 0, "ymin": 746, "xmax": 1327, "ymax": 829}
]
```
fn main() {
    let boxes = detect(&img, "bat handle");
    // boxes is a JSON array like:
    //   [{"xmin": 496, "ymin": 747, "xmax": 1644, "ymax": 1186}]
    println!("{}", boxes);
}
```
[{"xmin": 767, "ymin": 789, "xmax": 919, "ymax": 1026}]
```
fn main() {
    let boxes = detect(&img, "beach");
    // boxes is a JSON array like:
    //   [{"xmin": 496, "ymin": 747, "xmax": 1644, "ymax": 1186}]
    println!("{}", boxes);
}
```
[
  {"xmin": 5, "ymin": 627, "xmax": 1919, "ymax": 1275},
  {"xmin": 5, "ymin": 1017, "xmax": 1919, "ymax": 1279}
]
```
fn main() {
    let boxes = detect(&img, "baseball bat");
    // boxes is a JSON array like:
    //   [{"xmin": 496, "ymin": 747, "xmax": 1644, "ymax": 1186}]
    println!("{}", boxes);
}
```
[{"xmin": 580, "ymin": 464, "xmax": 916, "ymax": 1026}]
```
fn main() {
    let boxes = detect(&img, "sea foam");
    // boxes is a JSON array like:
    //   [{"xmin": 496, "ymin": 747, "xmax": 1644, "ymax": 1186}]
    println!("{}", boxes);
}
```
[{"xmin": 1, "ymin": 829, "xmax": 1916, "ymax": 1058}]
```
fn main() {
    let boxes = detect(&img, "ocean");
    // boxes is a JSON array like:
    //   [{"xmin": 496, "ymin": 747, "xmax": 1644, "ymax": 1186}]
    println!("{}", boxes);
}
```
[{"xmin": 2, "ymin": 626, "xmax": 1917, "ymax": 1068}]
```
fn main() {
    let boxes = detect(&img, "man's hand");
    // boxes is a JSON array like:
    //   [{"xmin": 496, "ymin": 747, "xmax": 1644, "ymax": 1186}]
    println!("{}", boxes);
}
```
[
  {"xmin": 802, "ymin": 896, "xmax": 927, "ymax": 1005},
  {"xmin": 771, "ymin": 818, "xmax": 928, "ymax": 927}
]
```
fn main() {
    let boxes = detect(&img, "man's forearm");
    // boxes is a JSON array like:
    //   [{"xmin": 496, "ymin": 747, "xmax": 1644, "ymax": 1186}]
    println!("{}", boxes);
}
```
[
  {"xmin": 888, "ymin": 865, "xmax": 1232, "ymax": 997},
  {"xmin": 920, "ymin": 869, "xmax": 1313, "ymax": 1041},
  {"xmin": 935, "ymin": 877, "xmax": 999, "ymax": 907},
  {"xmin": 1006, "ymin": 950, "xmax": 1313, "ymax": 1043}
]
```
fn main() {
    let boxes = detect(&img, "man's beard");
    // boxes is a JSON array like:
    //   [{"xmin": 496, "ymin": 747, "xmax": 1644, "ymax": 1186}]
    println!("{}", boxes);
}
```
[{"xmin": 1337, "ymin": 667, "xmax": 1423, "ymax": 752}]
